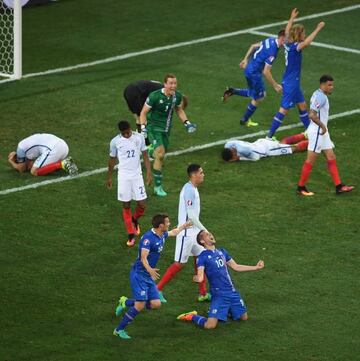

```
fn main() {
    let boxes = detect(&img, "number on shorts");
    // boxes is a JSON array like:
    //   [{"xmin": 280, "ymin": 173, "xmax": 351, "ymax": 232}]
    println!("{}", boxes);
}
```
[{"xmin": 139, "ymin": 186, "xmax": 145, "ymax": 195}]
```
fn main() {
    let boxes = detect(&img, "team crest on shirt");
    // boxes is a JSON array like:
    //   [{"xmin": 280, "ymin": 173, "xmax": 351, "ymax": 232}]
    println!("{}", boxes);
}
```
[
  {"xmin": 143, "ymin": 239, "xmax": 150, "ymax": 246},
  {"xmin": 159, "ymin": 99, "xmax": 163, "ymax": 104},
  {"xmin": 187, "ymin": 200, "xmax": 193, "ymax": 206},
  {"xmin": 314, "ymin": 101, "xmax": 321, "ymax": 109}
]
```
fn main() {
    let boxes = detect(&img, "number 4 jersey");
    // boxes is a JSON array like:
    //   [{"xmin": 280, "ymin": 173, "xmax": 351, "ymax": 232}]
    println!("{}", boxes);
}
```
[{"xmin": 109, "ymin": 132, "xmax": 147, "ymax": 179}]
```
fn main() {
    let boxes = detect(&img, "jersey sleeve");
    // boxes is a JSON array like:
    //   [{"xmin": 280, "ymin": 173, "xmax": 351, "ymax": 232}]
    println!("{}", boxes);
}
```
[
  {"xmin": 145, "ymin": 91, "xmax": 157, "ymax": 108},
  {"xmin": 196, "ymin": 252, "xmax": 206, "ymax": 268},
  {"xmin": 109, "ymin": 137, "xmax": 117, "ymax": 158},
  {"xmin": 139, "ymin": 134, "xmax": 147, "ymax": 152},
  {"xmin": 16, "ymin": 146, "xmax": 26, "ymax": 163},
  {"xmin": 183, "ymin": 185, "xmax": 196, "ymax": 210},
  {"xmin": 140, "ymin": 237, "xmax": 152, "ymax": 252},
  {"xmin": 220, "ymin": 248, "xmax": 232, "ymax": 262},
  {"xmin": 310, "ymin": 92, "xmax": 326, "ymax": 112}
]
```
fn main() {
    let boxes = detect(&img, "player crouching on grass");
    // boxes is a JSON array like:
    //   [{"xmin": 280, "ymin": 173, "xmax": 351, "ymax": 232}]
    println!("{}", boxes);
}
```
[
  {"xmin": 177, "ymin": 230, "xmax": 264, "ymax": 329},
  {"xmin": 113, "ymin": 214, "xmax": 192, "ymax": 340},
  {"xmin": 8, "ymin": 133, "xmax": 78, "ymax": 176}
]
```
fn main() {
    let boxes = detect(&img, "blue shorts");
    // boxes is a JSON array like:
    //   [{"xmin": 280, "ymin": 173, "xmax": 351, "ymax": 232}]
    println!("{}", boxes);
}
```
[
  {"xmin": 208, "ymin": 290, "xmax": 247, "ymax": 321},
  {"xmin": 280, "ymin": 83, "xmax": 305, "ymax": 109},
  {"xmin": 245, "ymin": 72, "xmax": 265, "ymax": 100},
  {"xmin": 130, "ymin": 269, "xmax": 160, "ymax": 302}
]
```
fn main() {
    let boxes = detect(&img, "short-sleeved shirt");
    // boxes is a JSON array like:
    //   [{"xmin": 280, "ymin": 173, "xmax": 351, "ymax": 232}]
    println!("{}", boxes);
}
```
[
  {"xmin": 246, "ymin": 37, "xmax": 280, "ymax": 75},
  {"xmin": 109, "ymin": 132, "xmax": 146, "ymax": 180},
  {"xmin": 197, "ymin": 248, "xmax": 236, "ymax": 293},
  {"xmin": 132, "ymin": 229, "xmax": 169, "ymax": 278},
  {"xmin": 283, "ymin": 42, "xmax": 302, "ymax": 84},
  {"xmin": 16, "ymin": 133, "xmax": 63, "ymax": 163},
  {"xmin": 145, "ymin": 89, "xmax": 183, "ymax": 133},
  {"xmin": 178, "ymin": 182, "xmax": 200, "ymax": 236},
  {"xmin": 308, "ymin": 89, "xmax": 330, "ymax": 129}
]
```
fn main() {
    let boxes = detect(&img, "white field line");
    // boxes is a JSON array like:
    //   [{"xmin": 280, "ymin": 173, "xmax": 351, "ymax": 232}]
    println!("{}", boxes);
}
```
[
  {"xmin": 1, "ymin": 108, "xmax": 359, "ymax": 196},
  {"xmin": 0, "ymin": 4, "xmax": 359, "ymax": 85},
  {"xmin": 248, "ymin": 30, "xmax": 360, "ymax": 54}
]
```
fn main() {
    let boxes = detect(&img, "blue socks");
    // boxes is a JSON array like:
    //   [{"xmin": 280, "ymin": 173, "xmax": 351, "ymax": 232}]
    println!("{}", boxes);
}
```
[
  {"xmin": 241, "ymin": 102, "xmax": 257, "ymax": 123},
  {"xmin": 232, "ymin": 88, "xmax": 249, "ymax": 97},
  {"xmin": 298, "ymin": 109, "xmax": 310, "ymax": 128},
  {"xmin": 268, "ymin": 112, "xmax": 285, "ymax": 138},
  {"xmin": 116, "ymin": 306, "xmax": 139, "ymax": 331},
  {"xmin": 192, "ymin": 315, "xmax": 207, "ymax": 328}
]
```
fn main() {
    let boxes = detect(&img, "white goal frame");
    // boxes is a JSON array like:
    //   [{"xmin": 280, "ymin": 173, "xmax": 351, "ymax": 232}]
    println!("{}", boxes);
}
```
[{"xmin": 0, "ymin": 0, "xmax": 22, "ymax": 79}]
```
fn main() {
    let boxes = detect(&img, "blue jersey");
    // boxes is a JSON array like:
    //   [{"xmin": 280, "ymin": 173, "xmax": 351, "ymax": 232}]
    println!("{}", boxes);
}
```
[
  {"xmin": 132, "ymin": 229, "xmax": 168, "ymax": 278},
  {"xmin": 197, "ymin": 248, "xmax": 236, "ymax": 293},
  {"xmin": 283, "ymin": 42, "xmax": 302, "ymax": 84},
  {"xmin": 246, "ymin": 37, "xmax": 280, "ymax": 75}
]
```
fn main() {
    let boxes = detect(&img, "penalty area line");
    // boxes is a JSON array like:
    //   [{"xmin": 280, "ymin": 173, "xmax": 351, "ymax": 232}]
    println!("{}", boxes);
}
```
[{"xmin": 0, "ymin": 108, "xmax": 359, "ymax": 196}]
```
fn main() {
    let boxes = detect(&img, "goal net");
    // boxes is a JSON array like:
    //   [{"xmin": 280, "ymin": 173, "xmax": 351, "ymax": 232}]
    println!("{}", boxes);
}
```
[{"xmin": 0, "ymin": 0, "xmax": 22, "ymax": 79}]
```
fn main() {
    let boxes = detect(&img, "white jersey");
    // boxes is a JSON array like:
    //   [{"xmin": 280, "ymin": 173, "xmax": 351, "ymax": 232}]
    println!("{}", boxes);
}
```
[
  {"xmin": 16, "ymin": 133, "xmax": 64, "ymax": 162},
  {"xmin": 109, "ymin": 132, "xmax": 146, "ymax": 180},
  {"xmin": 308, "ymin": 89, "xmax": 330, "ymax": 132},
  {"xmin": 225, "ymin": 139, "xmax": 292, "ymax": 161},
  {"xmin": 178, "ymin": 182, "xmax": 200, "ymax": 236}
]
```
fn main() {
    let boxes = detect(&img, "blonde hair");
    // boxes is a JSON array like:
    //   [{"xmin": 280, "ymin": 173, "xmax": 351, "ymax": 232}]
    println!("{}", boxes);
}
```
[{"xmin": 289, "ymin": 24, "xmax": 304, "ymax": 43}]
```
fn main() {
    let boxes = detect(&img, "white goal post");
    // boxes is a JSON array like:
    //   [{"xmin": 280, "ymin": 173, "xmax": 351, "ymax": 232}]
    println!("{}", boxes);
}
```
[{"xmin": 0, "ymin": 0, "xmax": 22, "ymax": 80}]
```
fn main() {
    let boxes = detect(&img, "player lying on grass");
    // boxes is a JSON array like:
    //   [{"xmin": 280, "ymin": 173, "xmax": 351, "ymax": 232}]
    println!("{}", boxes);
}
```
[
  {"xmin": 221, "ymin": 132, "xmax": 308, "ymax": 162},
  {"xmin": 177, "ymin": 230, "xmax": 264, "ymax": 329},
  {"xmin": 7, "ymin": 133, "xmax": 78, "ymax": 176},
  {"xmin": 113, "ymin": 214, "xmax": 192, "ymax": 340}
]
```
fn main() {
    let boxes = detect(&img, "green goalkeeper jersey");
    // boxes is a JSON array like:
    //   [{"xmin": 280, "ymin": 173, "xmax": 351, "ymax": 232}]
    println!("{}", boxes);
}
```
[{"xmin": 145, "ymin": 89, "xmax": 183, "ymax": 133}]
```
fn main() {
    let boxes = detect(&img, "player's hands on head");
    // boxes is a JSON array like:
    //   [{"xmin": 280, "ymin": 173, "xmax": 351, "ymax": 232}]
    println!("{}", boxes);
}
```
[
  {"xmin": 149, "ymin": 267, "xmax": 160, "ymax": 281},
  {"xmin": 256, "ymin": 260, "xmax": 265, "ymax": 269}
]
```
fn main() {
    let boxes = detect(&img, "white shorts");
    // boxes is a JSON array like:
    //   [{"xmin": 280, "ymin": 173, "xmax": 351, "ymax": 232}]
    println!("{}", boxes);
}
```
[
  {"xmin": 174, "ymin": 232, "xmax": 204, "ymax": 263},
  {"xmin": 117, "ymin": 176, "xmax": 147, "ymax": 202},
  {"xmin": 33, "ymin": 139, "xmax": 69, "ymax": 168},
  {"xmin": 267, "ymin": 143, "xmax": 293, "ymax": 157},
  {"xmin": 307, "ymin": 129, "xmax": 334, "ymax": 154}
]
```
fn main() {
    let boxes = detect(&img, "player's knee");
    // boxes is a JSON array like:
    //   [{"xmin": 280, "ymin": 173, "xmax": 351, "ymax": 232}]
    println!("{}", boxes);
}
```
[
  {"xmin": 240, "ymin": 313, "xmax": 248, "ymax": 321},
  {"xmin": 204, "ymin": 319, "xmax": 218, "ymax": 329},
  {"xmin": 151, "ymin": 300, "xmax": 161, "ymax": 309}
]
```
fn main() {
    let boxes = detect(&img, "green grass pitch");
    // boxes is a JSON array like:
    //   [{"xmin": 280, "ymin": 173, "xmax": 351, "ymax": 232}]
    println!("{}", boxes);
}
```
[{"xmin": 1, "ymin": 1, "xmax": 360, "ymax": 360}]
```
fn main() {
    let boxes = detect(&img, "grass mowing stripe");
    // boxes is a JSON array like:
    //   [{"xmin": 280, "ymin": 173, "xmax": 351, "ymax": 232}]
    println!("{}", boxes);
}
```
[
  {"xmin": 0, "ymin": 4, "xmax": 359, "ymax": 85},
  {"xmin": 249, "ymin": 30, "xmax": 360, "ymax": 54},
  {"xmin": 1, "ymin": 109, "xmax": 358, "ymax": 196}
]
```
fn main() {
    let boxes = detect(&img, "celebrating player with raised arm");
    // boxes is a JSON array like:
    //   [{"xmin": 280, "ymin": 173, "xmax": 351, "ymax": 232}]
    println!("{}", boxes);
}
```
[
  {"xmin": 177, "ymin": 231, "xmax": 264, "ymax": 329},
  {"xmin": 113, "ymin": 214, "xmax": 192, "ymax": 340},
  {"xmin": 267, "ymin": 8, "xmax": 325, "ymax": 139},
  {"xmin": 222, "ymin": 29, "xmax": 286, "ymax": 127}
]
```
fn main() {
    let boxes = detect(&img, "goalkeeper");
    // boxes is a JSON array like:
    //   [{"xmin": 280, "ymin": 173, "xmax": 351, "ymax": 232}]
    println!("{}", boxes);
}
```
[{"xmin": 140, "ymin": 73, "xmax": 196, "ymax": 197}]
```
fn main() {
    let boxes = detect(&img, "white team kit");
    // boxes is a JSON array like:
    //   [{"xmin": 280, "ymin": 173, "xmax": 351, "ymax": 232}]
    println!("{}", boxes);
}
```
[
  {"xmin": 175, "ymin": 182, "xmax": 204, "ymax": 263},
  {"xmin": 307, "ymin": 89, "xmax": 333, "ymax": 153},
  {"xmin": 16, "ymin": 133, "xmax": 69, "ymax": 168},
  {"xmin": 109, "ymin": 132, "xmax": 147, "ymax": 202},
  {"xmin": 225, "ymin": 138, "xmax": 292, "ymax": 161}
]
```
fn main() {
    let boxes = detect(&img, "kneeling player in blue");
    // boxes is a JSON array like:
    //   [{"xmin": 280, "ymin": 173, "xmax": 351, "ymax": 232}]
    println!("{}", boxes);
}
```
[
  {"xmin": 113, "ymin": 214, "xmax": 191, "ymax": 339},
  {"xmin": 177, "ymin": 230, "xmax": 264, "ymax": 329}
]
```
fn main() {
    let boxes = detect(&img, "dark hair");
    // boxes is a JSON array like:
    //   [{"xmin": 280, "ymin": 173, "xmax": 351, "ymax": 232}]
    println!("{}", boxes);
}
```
[
  {"xmin": 152, "ymin": 214, "xmax": 169, "ymax": 228},
  {"xmin": 196, "ymin": 230, "xmax": 205, "ymax": 245},
  {"xmin": 278, "ymin": 29, "xmax": 285, "ymax": 37},
  {"xmin": 221, "ymin": 148, "xmax": 233, "ymax": 161},
  {"xmin": 118, "ymin": 120, "xmax": 131, "ymax": 132},
  {"xmin": 320, "ymin": 74, "xmax": 334, "ymax": 84},
  {"xmin": 164, "ymin": 73, "xmax": 176, "ymax": 83},
  {"xmin": 187, "ymin": 163, "xmax": 201, "ymax": 177}
]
